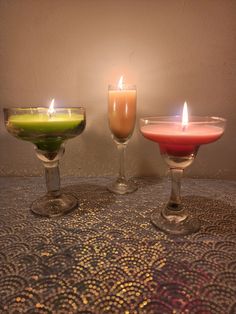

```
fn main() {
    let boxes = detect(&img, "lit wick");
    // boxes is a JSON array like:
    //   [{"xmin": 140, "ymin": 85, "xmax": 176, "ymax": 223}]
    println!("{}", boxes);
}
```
[
  {"xmin": 48, "ymin": 99, "xmax": 55, "ymax": 118},
  {"xmin": 118, "ymin": 75, "xmax": 124, "ymax": 90},
  {"xmin": 182, "ymin": 101, "xmax": 188, "ymax": 131}
]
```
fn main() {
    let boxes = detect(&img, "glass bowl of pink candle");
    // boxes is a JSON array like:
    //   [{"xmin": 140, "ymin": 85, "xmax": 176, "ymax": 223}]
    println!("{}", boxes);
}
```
[{"xmin": 140, "ymin": 115, "xmax": 226, "ymax": 235}]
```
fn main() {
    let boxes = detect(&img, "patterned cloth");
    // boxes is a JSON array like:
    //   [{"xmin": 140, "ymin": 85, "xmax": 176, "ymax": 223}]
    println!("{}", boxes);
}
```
[{"xmin": 0, "ymin": 177, "xmax": 235, "ymax": 314}]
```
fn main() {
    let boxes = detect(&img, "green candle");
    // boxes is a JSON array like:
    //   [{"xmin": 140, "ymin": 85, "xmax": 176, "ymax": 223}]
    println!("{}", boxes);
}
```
[
  {"xmin": 6, "ymin": 108, "xmax": 85, "ymax": 152},
  {"xmin": 4, "ymin": 105, "xmax": 86, "ymax": 217}
]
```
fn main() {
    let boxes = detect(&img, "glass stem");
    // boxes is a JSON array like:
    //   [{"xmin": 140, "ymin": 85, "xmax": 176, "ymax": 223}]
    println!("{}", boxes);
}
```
[
  {"xmin": 35, "ymin": 145, "xmax": 65, "ymax": 198},
  {"xmin": 117, "ymin": 143, "xmax": 127, "ymax": 181},
  {"xmin": 44, "ymin": 163, "xmax": 61, "ymax": 197},
  {"xmin": 169, "ymin": 168, "xmax": 183, "ymax": 209},
  {"xmin": 163, "ymin": 167, "xmax": 187, "ymax": 223}
]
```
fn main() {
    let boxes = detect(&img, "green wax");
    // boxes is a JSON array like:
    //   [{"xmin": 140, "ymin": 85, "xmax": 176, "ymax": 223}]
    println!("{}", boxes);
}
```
[
  {"xmin": 9, "ymin": 113, "xmax": 84, "ymax": 133},
  {"xmin": 7, "ymin": 113, "xmax": 85, "ymax": 151}
]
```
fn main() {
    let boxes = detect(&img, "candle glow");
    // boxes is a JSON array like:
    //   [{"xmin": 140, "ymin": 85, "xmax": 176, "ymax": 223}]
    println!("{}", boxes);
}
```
[
  {"xmin": 118, "ymin": 76, "xmax": 124, "ymax": 90},
  {"xmin": 48, "ymin": 99, "xmax": 55, "ymax": 115},
  {"xmin": 182, "ymin": 101, "xmax": 188, "ymax": 129}
]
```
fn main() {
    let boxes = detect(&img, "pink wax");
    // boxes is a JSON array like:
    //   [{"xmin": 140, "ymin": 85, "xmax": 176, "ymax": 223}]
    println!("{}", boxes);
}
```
[{"xmin": 141, "ymin": 123, "xmax": 224, "ymax": 156}]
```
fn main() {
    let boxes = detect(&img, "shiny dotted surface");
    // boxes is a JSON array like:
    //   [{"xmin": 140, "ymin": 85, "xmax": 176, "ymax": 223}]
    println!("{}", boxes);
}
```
[{"xmin": 0, "ymin": 177, "xmax": 235, "ymax": 313}]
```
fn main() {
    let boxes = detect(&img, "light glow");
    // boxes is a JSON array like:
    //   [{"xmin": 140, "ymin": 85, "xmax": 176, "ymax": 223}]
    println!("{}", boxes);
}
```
[
  {"xmin": 182, "ymin": 101, "xmax": 188, "ymax": 129},
  {"xmin": 48, "ymin": 98, "xmax": 55, "ymax": 115},
  {"xmin": 118, "ymin": 76, "xmax": 124, "ymax": 90}
]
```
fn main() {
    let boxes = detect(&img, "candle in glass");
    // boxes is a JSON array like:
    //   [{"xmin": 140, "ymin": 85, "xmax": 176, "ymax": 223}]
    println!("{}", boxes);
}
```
[
  {"xmin": 140, "ymin": 102, "xmax": 226, "ymax": 235},
  {"xmin": 107, "ymin": 76, "xmax": 137, "ymax": 194},
  {"xmin": 4, "ymin": 100, "xmax": 86, "ymax": 217}
]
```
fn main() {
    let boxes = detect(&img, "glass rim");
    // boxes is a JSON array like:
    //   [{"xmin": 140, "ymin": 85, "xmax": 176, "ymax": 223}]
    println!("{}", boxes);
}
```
[
  {"xmin": 108, "ymin": 84, "xmax": 136, "ymax": 90},
  {"xmin": 3, "ymin": 106, "xmax": 86, "ymax": 112},
  {"xmin": 140, "ymin": 115, "xmax": 226, "ymax": 124}
]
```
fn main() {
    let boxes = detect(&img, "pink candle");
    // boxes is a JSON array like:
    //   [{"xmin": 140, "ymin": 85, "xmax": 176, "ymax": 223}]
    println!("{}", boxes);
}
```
[
  {"xmin": 141, "ymin": 123, "xmax": 224, "ymax": 156},
  {"xmin": 141, "ymin": 102, "xmax": 225, "ymax": 156}
]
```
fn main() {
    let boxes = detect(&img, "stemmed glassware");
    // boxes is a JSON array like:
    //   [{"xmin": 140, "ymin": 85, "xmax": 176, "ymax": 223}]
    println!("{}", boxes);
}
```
[
  {"xmin": 107, "ymin": 76, "xmax": 137, "ymax": 194},
  {"xmin": 4, "ymin": 102, "xmax": 86, "ymax": 217},
  {"xmin": 140, "ymin": 104, "xmax": 226, "ymax": 235}
]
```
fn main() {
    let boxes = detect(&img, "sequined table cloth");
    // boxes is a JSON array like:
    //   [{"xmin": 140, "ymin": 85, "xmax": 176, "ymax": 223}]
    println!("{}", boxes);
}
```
[{"xmin": 0, "ymin": 177, "xmax": 235, "ymax": 314}]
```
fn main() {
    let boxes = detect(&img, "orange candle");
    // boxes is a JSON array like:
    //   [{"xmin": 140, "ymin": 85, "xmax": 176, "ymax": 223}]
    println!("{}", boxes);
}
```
[{"xmin": 108, "ymin": 76, "xmax": 136, "ymax": 142}]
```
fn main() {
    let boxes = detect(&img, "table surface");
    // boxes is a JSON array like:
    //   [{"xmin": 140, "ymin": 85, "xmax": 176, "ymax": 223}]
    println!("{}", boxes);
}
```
[{"xmin": 0, "ymin": 176, "xmax": 235, "ymax": 314}]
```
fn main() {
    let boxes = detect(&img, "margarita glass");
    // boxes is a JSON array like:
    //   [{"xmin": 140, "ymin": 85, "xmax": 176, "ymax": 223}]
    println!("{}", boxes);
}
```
[
  {"xmin": 4, "ymin": 103, "xmax": 86, "ymax": 217},
  {"xmin": 140, "ymin": 104, "xmax": 226, "ymax": 235}
]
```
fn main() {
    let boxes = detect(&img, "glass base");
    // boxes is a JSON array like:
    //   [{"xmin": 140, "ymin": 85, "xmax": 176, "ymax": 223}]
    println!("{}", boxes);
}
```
[
  {"xmin": 107, "ymin": 179, "xmax": 137, "ymax": 195},
  {"xmin": 151, "ymin": 208, "xmax": 200, "ymax": 235},
  {"xmin": 31, "ymin": 193, "xmax": 78, "ymax": 217}
]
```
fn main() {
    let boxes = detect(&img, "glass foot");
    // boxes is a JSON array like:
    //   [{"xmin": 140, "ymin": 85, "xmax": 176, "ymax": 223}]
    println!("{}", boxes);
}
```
[
  {"xmin": 31, "ymin": 193, "xmax": 78, "ymax": 217},
  {"xmin": 107, "ymin": 179, "xmax": 137, "ymax": 195},
  {"xmin": 151, "ymin": 208, "xmax": 200, "ymax": 235}
]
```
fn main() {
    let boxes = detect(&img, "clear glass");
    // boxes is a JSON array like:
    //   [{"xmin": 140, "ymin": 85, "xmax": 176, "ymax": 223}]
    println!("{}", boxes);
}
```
[
  {"xmin": 4, "ymin": 106, "xmax": 86, "ymax": 217},
  {"xmin": 107, "ymin": 84, "xmax": 137, "ymax": 194},
  {"xmin": 140, "ymin": 115, "xmax": 226, "ymax": 235}
]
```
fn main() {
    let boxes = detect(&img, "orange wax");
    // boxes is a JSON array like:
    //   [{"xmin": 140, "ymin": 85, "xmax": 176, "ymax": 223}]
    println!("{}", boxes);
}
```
[{"xmin": 108, "ymin": 89, "xmax": 136, "ymax": 141}]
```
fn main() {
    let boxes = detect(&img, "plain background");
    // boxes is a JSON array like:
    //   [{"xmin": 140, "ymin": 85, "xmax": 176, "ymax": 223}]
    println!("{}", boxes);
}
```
[{"xmin": 0, "ymin": 0, "xmax": 235, "ymax": 179}]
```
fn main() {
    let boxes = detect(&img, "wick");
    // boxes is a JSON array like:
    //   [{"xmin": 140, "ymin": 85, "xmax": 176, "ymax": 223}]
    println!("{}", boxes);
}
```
[
  {"xmin": 182, "ymin": 125, "xmax": 187, "ymax": 132},
  {"xmin": 47, "ymin": 110, "xmax": 55, "ymax": 120}
]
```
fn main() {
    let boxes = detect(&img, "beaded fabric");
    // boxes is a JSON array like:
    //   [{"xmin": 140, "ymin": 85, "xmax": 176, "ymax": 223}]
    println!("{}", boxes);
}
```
[{"xmin": 0, "ymin": 177, "xmax": 235, "ymax": 313}]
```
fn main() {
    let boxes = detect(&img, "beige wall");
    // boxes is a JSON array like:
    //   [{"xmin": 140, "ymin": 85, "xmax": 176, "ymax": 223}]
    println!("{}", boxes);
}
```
[{"xmin": 0, "ymin": 0, "xmax": 236, "ymax": 178}]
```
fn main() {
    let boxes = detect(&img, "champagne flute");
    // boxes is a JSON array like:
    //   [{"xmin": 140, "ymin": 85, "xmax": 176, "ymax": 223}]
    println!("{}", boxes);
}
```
[{"xmin": 107, "ymin": 76, "xmax": 137, "ymax": 194}]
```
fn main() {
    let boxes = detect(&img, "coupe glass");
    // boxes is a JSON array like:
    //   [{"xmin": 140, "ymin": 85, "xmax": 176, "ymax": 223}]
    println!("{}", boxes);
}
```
[
  {"xmin": 140, "ymin": 116, "xmax": 226, "ymax": 235},
  {"xmin": 107, "ymin": 82, "xmax": 137, "ymax": 194},
  {"xmin": 4, "ymin": 106, "xmax": 86, "ymax": 217}
]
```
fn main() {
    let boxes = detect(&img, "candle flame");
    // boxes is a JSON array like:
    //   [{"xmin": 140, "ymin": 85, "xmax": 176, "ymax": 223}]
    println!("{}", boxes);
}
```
[
  {"xmin": 182, "ymin": 101, "xmax": 188, "ymax": 129},
  {"xmin": 118, "ymin": 76, "xmax": 124, "ymax": 90},
  {"xmin": 48, "ymin": 99, "xmax": 55, "ymax": 115}
]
